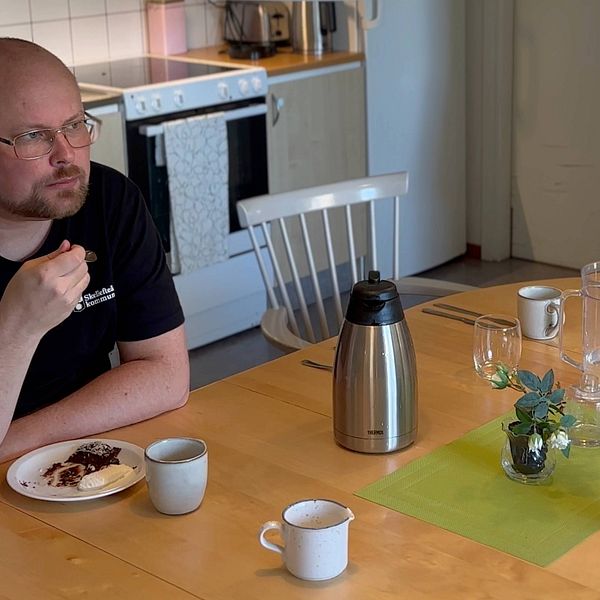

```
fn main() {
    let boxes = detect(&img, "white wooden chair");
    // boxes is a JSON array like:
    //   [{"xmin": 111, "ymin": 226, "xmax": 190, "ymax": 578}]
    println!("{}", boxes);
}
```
[{"xmin": 237, "ymin": 172, "xmax": 475, "ymax": 352}]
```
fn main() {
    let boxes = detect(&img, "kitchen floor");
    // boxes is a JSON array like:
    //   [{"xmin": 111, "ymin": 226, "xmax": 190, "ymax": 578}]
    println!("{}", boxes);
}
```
[{"xmin": 188, "ymin": 256, "xmax": 578, "ymax": 390}]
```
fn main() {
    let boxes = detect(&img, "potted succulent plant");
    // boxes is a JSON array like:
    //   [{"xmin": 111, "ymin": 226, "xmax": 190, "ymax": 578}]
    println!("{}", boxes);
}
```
[{"xmin": 491, "ymin": 366, "xmax": 576, "ymax": 483}]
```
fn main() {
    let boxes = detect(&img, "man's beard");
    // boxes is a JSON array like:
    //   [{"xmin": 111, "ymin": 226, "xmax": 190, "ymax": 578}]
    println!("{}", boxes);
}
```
[{"xmin": 0, "ymin": 166, "xmax": 89, "ymax": 219}]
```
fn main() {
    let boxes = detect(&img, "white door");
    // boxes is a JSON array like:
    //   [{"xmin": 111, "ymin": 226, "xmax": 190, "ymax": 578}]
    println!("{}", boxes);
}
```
[{"xmin": 512, "ymin": 1, "xmax": 600, "ymax": 268}]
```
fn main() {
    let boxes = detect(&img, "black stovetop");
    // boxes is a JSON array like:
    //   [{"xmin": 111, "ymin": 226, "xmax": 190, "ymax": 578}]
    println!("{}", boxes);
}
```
[{"xmin": 72, "ymin": 56, "xmax": 239, "ymax": 89}]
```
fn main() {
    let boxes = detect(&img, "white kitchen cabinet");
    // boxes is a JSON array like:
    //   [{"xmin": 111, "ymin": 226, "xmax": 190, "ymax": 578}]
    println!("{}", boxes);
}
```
[
  {"xmin": 267, "ymin": 64, "xmax": 367, "ymax": 194},
  {"xmin": 86, "ymin": 103, "xmax": 127, "ymax": 176}
]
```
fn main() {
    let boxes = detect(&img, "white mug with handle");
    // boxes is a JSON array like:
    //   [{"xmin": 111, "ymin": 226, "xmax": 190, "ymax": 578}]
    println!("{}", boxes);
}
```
[
  {"xmin": 517, "ymin": 285, "xmax": 561, "ymax": 340},
  {"xmin": 258, "ymin": 498, "xmax": 355, "ymax": 581}
]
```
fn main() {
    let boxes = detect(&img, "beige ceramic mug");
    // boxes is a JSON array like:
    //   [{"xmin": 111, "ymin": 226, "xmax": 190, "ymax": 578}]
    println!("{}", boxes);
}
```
[
  {"xmin": 144, "ymin": 437, "xmax": 208, "ymax": 515},
  {"xmin": 258, "ymin": 498, "xmax": 355, "ymax": 581}
]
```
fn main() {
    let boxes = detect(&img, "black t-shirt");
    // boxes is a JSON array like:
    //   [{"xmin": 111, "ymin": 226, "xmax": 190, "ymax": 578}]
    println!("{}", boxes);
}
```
[{"xmin": 0, "ymin": 162, "xmax": 184, "ymax": 419}]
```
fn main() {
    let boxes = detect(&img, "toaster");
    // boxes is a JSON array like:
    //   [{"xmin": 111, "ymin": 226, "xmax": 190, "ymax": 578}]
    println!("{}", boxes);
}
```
[{"xmin": 224, "ymin": 1, "xmax": 290, "ymax": 45}]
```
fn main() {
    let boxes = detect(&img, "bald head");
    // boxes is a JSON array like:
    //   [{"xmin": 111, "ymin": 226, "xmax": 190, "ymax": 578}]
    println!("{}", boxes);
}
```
[
  {"xmin": 0, "ymin": 38, "xmax": 78, "ymax": 106},
  {"xmin": 0, "ymin": 37, "xmax": 84, "ymax": 143}
]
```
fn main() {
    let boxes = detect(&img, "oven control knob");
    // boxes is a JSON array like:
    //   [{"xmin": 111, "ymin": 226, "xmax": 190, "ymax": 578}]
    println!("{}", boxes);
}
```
[
  {"xmin": 217, "ymin": 82, "xmax": 229, "ymax": 100},
  {"xmin": 238, "ymin": 78, "xmax": 250, "ymax": 96},
  {"xmin": 135, "ymin": 96, "xmax": 147, "ymax": 115},
  {"xmin": 150, "ymin": 94, "xmax": 162, "ymax": 112},
  {"xmin": 251, "ymin": 77, "xmax": 263, "ymax": 93},
  {"xmin": 173, "ymin": 89, "xmax": 185, "ymax": 108}
]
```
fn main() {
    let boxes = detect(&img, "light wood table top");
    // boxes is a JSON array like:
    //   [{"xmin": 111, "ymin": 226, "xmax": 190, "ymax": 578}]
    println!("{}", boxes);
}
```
[{"xmin": 2, "ymin": 277, "xmax": 598, "ymax": 599}]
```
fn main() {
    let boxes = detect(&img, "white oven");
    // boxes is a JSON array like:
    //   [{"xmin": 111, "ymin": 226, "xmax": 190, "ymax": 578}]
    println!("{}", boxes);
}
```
[{"xmin": 76, "ymin": 56, "xmax": 269, "ymax": 349}]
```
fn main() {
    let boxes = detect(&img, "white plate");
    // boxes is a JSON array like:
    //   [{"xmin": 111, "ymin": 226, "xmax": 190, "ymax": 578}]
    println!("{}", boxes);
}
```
[{"xmin": 6, "ymin": 438, "xmax": 145, "ymax": 502}]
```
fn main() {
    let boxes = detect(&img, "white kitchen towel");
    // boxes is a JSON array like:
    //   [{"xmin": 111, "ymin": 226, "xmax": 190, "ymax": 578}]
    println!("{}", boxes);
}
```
[{"xmin": 163, "ymin": 112, "xmax": 229, "ymax": 274}]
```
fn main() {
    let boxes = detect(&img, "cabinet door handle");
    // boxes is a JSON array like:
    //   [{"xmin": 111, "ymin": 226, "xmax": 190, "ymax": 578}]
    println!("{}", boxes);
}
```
[{"xmin": 271, "ymin": 93, "xmax": 285, "ymax": 126}]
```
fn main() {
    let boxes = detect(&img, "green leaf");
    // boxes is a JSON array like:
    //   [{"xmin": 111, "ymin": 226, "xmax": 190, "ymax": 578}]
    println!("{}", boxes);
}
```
[
  {"xmin": 518, "ymin": 370, "xmax": 541, "ymax": 391},
  {"xmin": 515, "ymin": 406, "xmax": 532, "ymax": 423},
  {"xmin": 534, "ymin": 400, "xmax": 549, "ymax": 420},
  {"xmin": 548, "ymin": 388, "xmax": 566, "ymax": 403},
  {"xmin": 562, "ymin": 445, "xmax": 571, "ymax": 459},
  {"xmin": 561, "ymin": 414, "xmax": 577, "ymax": 427},
  {"xmin": 516, "ymin": 391, "xmax": 542, "ymax": 409},
  {"xmin": 540, "ymin": 369, "xmax": 554, "ymax": 394},
  {"xmin": 512, "ymin": 422, "xmax": 532, "ymax": 435}
]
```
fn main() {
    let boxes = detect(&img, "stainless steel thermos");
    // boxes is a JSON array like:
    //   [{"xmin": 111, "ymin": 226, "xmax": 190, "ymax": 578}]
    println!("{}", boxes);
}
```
[{"xmin": 333, "ymin": 271, "xmax": 418, "ymax": 453}]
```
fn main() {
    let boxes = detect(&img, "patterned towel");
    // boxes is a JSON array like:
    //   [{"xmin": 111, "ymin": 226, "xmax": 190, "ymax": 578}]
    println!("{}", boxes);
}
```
[{"xmin": 163, "ymin": 113, "xmax": 229, "ymax": 274}]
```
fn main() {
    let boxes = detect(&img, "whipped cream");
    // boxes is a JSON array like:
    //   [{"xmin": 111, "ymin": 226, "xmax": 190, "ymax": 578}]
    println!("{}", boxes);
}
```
[{"xmin": 77, "ymin": 464, "xmax": 134, "ymax": 491}]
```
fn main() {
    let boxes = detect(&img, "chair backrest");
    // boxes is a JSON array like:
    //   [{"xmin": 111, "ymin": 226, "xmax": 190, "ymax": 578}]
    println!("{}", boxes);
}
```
[{"xmin": 237, "ymin": 172, "xmax": 409, "ymax": 348}]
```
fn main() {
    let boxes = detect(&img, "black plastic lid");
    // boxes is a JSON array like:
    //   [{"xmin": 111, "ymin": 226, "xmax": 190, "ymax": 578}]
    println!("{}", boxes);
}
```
[{"xmin": 344, "ymin": 271, "xmax": 405, "ymax": 326}]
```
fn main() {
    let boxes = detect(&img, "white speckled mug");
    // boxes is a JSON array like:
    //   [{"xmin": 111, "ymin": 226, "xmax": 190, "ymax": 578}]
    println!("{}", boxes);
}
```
[
  {"xmin": 144, "ymin": 438, "xmax": 207, "ymax": 515},
  {"xmin": 258, "ymin": 499, "xmax": 355, "ymax": 581}
]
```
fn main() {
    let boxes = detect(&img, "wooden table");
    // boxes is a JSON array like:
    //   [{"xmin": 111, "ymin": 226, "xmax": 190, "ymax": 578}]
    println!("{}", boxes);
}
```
[{"xmin": 2, "ymin": 278, "xmax": 598, "ymax": 599}]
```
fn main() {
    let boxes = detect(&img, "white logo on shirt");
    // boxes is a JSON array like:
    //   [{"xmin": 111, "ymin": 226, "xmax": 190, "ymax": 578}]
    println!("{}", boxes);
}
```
[{"xmin": 74, "ymin": 285, "xmax": 116, "ymax": 313}]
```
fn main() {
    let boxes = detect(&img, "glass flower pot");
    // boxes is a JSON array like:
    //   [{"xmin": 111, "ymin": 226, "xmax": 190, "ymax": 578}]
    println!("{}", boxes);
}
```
[{"xmin": 500, "ymin": 421, "xmax": 555, "ymax": 484}]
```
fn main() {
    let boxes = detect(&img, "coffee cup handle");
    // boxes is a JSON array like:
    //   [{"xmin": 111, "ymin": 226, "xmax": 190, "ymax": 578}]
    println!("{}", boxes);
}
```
[
  {"xmin": 545, "ymin": 302, "xmax": 560, "ymax": 337},
  {"xmin": 258, "ymin": 520, "xmax": 284, "ymax": 555},
  {"xmin": 559, "ymin": 289, "xmax": 583, "ymax": 370}
]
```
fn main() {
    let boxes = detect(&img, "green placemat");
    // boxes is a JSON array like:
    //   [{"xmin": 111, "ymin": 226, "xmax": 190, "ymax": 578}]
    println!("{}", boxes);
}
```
[{"xmin": 356, "ymin": 414, "xmax": 600, "ymax": 566}]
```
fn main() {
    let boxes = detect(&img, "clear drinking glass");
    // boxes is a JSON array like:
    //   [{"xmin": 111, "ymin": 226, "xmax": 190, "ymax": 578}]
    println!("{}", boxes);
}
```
[{"xmin": 473, "ymin": 314, "xmax": 522, "ymax": 380}]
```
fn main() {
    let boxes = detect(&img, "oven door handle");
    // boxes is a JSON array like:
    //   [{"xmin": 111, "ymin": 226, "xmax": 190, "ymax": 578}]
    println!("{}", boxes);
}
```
[{"xmin": 138, "ymin": 104, "xmax": 268, "ymax": 138}]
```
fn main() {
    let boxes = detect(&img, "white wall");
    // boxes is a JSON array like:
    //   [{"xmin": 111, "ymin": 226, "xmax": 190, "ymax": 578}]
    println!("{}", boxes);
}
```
[
  {"xmin": 512, "ymin": 0, "xmax": 600, "ymax": 267},
  {"xmin": 0, "ymin": 1, "xmax": 351, "ymax": 66},
  {"xmin": 468, "ymin": 0, "xmax": 600, "ymax": 266},
  {"xmin": 0, "ymin": 0, "xmax": 223, "ymax": 65}
]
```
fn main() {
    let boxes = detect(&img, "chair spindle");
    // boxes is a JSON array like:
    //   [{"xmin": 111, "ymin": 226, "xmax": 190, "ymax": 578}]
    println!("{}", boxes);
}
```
[
  {"xmin": 345, "ymin": 204, "xmax": 358, "ymax": 284},
  {"xmin": 261, "ymin": 221, "xmax": 301, "ymax": 336},
  {"xmin": 322, "ymin": 208, "xmax": 343, "ymax": 327},
  {"xmin": 299, "ymin": 213, "xmax": 330, "ymax": 340},
  {"xmin": 278, "ymin": 217, "xmax": 316, "ymax": 343}
]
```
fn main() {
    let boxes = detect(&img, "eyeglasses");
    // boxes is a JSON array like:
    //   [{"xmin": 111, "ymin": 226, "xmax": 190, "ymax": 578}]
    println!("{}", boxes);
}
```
[{"xmin": 0, "ymin": 112, "xmax": 102, "ymax": 160}]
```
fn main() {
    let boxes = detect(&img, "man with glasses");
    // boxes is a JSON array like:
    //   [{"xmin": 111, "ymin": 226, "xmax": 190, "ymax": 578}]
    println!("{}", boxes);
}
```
[{"xmin": 0, "ymin": 38, "xmax": 190, "ymax": 461}]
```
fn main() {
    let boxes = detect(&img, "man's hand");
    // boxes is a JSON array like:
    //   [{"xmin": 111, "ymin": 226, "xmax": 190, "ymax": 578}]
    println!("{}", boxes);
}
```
[{"xmin": 0, "ymin": 240, "xmax": 90, "ymax": 340}]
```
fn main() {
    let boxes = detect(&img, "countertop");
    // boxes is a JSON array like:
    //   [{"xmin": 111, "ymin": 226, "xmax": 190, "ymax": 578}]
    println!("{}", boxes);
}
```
[
  {"xmin": 80, "ymin": 86, "xmax": 122, "ymax": 109},
  {"xmin": 176, "ymin": 45, "xmax": 364, "ymax": 77}
]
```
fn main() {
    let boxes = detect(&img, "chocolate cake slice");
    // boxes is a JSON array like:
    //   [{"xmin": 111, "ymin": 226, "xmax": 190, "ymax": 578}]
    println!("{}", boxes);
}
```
[
  {"xmin": 42, "ymin": 441, "xmax": 122, "ymax": 487},
  {"xmin": 67, "ymin": 441, "xmax": 121, "ymax": 472}
]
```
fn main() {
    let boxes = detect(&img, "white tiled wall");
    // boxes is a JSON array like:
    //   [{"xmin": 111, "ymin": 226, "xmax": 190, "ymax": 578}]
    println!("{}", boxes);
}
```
[{"xmin": 0, "ymin": 0, "xmax": 224, "ymax": 65}]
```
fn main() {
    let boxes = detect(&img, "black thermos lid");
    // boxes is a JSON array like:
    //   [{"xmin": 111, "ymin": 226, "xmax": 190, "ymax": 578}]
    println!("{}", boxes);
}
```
[{"xmin": 344, "ymin": 271, "xmax": 405, "ymax": 326}]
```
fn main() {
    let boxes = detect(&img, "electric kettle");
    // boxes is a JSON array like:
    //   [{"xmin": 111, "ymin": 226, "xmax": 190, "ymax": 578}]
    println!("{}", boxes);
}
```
[
  {"xmin": 291, "ymin": 1, "xmax": 336, "ymax": 55},
  {"xmin": 333, "ymin": 271, "xmax": 418, "ymax": 453}
]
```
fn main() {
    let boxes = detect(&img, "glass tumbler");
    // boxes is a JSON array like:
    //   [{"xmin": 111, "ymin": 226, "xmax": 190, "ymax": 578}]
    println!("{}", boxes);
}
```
[
  {"xmin": 565, "ymin": 374, "xmax": 600, "ymax": 447},
  {"xmin": 473, "ymin": 314, "xmax": 522, "ymax": 381}
]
